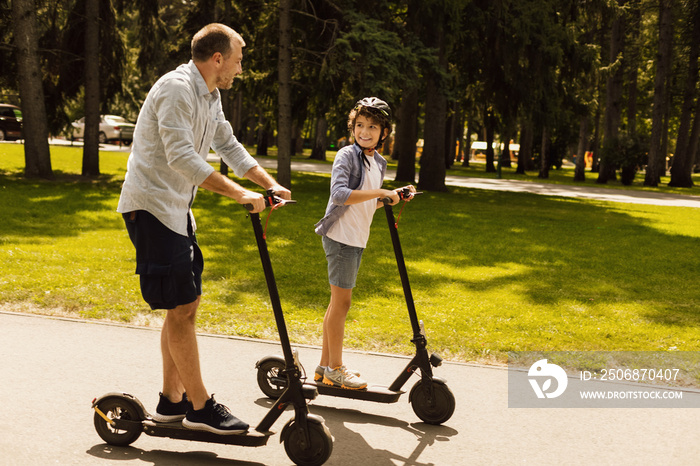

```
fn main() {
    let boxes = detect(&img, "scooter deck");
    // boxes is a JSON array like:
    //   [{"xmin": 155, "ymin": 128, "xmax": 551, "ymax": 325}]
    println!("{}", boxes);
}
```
[
  {"xmin": 143, "ymin": 420, "xmax": 271, "ymax": 447},
  {"xmin": 310, "ymin": 381, "xmax": 404, "ymax": 403}
]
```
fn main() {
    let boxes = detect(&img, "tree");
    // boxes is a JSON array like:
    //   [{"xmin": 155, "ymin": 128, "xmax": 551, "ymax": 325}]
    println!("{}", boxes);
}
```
[
  {"xmin": 393, "ymin": 0, "xmax": 425, "ymax": 183},
  {"xmin": 597, "ymin": 0, "xmax": 627, "ymax": 184},
  {"xmin": 668, "ymin": 0, "xmax": 699, "ymax": 187},
  {"xmin": 276, "ymin": 0, "xmax": 292, "ymax": 188},
  {"xmin": 645, "ymin": 0, "xmax": 675, "ymax": 186},
  {"xmin": 418, "ymin": 0, "xmax": 464, "ymax": 192},
  {"xmin": 82, "ymin": 0, "xmax": 100, "ymax": 177},
  {"xmin": 12, "ymin": 0, "xmax": 52, "ymax": 179}
]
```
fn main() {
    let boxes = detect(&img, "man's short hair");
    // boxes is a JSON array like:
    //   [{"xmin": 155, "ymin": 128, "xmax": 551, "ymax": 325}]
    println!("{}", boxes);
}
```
[{"xmin": 191, "ymin": 23, "xmax": 245, "ymax": 62}]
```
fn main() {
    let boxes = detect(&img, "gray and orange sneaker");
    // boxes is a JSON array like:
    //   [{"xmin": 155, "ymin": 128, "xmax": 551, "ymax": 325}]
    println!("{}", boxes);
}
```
[
  {"xmin": 322, "ymin": 366, "xmax": 367, "ymax": 390},
  {"xmin": 314, "ymin": 365, "xmax": 361, "ymax": 382}
]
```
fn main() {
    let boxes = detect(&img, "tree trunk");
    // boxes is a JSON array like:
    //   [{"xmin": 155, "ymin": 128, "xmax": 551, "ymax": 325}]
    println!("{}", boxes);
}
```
[
  {"xmin": 418, "ymin": 4, "xmax": 449, "ymax": 192},
  {"xmin": 645, "ymin": 0, "xmax": 674, "ymax": 186},
  {"xmin": 276, "ymin": 0, "xmax": 292, "ymax": 188},
  {"xmin": 626, "ymin": 0, "xmax": 641, "ymax": 136},
  {"xmin": 309, "ymin": 115, "xmax": 327, "ymax": 161},
  {"xmin": 687, "ymin": 103, "xmax": 700, "ymax": 174},
  {"xmin": 419, "ymin": 70, "xmax": 448, "ymax": 191},
  {"xmin": 669, "ymin": 0, "xmax": 699, "ymax": 187},
  {"xmin": 574, "ymin": 115, "xmax": 589, "ymax": 182},
  {"xmin": 597, "ymin": 0, "xmax": 625, "ymax": 184},
  {"xmin": 538, "ymin": 125, "xmax": 550, "ymax": 179},
  {"xmin": 455, "ymin": 104, "xmax": 465, "ymax": 163},
  {"xmin": 591, "ymin": 101, "xmax": 601, "ymax": 173},
  {"xmin": 500, "ymin": 123, "xmax": 514, "ymax": 169},
  {"xmin": 12, "ymin": 0, "xmax": 53, "ymax": 179},
  {"xmin": 484, "ymin": 109, "xmax": 496, "ymax": 173},
  {"xmin": 444, "ymin": 100, "xmax": 457, "ymax": 169},
  {"xmin": 256, "ymin": 115, "xmax": 269, "ymax": 156},
  {"xmin": 82, "ymin": 0, "xmax": 100, "ymax": 177},
  {"xmin": 516, "ymin": 120, "xmax": 533, "ymax": 174},
  {"xmin": 461, "ymin": 122, "xmax": 471, "ymax": 167},
  {"xmin": 394, "ymin": 87, "xmax": 419, "ymax": 183}
]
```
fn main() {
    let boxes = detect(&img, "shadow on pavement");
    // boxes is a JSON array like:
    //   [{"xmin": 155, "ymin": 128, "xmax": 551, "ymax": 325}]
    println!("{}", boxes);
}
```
[
  {"xmin": 86, "ymin": 444, "xmax": 266, "ymax": 465},
  {"xmin": 311, "ymin": 404, "xmax": 458, "ymax": 466},
  {"xmin": 252, "ymin": 396, "xmax": 458, "ymax": 465}
]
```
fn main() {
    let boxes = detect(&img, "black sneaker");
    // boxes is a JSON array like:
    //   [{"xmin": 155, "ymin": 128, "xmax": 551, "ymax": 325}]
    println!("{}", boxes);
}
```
[
  {"xmin": 182, "ymin": 395, "xmax": 249, "ymax": 435},
  {"xmin": 152, "ymin": 392, "xmax": 190, "ymax": 423}
]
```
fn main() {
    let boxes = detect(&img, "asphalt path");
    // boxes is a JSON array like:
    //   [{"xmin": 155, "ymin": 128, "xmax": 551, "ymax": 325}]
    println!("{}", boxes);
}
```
[
  {"xmin": 2, "ymin": 311, "xmax": 699, "ymax": 465},
  {"xmin": 45, "ymin": 139, "xmax": 700, "ymax": 208},
  {"xmin": 250, "ymin": 157, "xmax": 700, "ymax": 208}
]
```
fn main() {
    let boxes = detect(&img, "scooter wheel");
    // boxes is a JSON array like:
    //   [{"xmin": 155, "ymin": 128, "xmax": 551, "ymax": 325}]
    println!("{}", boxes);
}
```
[
  {"xmin": 283, "ymin": 420, "xmax": 333, "ymax": 466},
  {"xmin": 409, "ymin": 379, "xmax": 456, "ymax": 425},
  {"xmin": 93, "ymin": 398, "xmax": 143, "ymax": 446},
  {"xmin": 257, "ymin": 359, "xmax": 287, "ymax": 399}
]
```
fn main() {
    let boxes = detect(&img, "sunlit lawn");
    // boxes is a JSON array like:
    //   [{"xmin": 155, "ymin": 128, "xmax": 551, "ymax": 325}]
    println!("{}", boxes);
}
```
[{"xmin": 1, "ymin": 143, "xmax": 699, "ymax": 372}]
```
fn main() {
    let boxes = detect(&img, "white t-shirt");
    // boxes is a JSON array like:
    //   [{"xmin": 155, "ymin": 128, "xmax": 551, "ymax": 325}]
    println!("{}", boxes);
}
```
[{"xmin": 326, "ymin": 154, "xmax": 383, "ymax": 248}]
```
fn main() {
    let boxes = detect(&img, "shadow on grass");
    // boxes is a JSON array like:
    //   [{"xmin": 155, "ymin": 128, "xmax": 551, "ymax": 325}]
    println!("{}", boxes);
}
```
[
  {"xmin": 2, "ymin": 167, "xmax": 698, "ymax": 356},
  {"xmin": 0, "ymin": 171, "xmax": 124, "ymax": 241},
  {"xmin": 196, "ymin": 176, "xmax": 700, "ymax": 345}
]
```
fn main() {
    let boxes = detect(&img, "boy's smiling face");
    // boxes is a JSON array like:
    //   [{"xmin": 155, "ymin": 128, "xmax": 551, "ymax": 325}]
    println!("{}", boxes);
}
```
[{"xmin": 353, "ymin": 114, "xmax": 387, "ymax": 151}]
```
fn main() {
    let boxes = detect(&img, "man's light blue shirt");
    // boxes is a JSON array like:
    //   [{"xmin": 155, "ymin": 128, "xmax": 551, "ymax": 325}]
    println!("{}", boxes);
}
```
[{"xmin": 117, "ymin": 61, "xmax": 258, "ymax": 236}]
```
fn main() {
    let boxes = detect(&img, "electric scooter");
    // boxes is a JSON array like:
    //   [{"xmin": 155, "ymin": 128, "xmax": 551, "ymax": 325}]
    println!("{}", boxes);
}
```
[
  {"xmin": 92, "ymin": 192, "xmax": 333, "ymax": 466},
  {"xmin": 255, "ymin": 188, "xmax": 455, "ymax": 425}
]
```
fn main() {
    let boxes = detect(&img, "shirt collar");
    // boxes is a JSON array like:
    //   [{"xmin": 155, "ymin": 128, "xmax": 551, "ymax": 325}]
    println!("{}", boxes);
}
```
[{"xmin": 187, "ymin": 60, "xmax": 220, "ymax": 100}]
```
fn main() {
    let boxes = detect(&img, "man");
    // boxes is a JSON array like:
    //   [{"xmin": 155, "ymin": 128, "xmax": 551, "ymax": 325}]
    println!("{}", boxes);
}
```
[{"xmin": 117, "ymin": 23, "xmax": 290, "ymax": 435}]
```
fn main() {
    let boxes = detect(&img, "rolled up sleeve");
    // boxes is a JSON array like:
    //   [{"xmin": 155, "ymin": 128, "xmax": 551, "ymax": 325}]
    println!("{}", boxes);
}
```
[
  {"xmin": 212, "ymin": 107, "xmax": 258, "ymax": 178},
  {"xmin": 329, "ymin": 151, "xmax": 355, "ymax": 206}
]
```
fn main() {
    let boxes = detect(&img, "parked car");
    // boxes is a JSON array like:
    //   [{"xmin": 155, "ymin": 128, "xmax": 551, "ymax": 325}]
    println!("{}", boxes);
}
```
[
  {"xmin": 0, "ymin": 103, "xmax": 23, "ymax": 141},
  {"xmin": 71, "ymin": 114, "xmax": 135, "ymax": 144}
]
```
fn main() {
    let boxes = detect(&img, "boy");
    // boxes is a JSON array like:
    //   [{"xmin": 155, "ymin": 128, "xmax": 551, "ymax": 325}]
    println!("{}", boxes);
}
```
[{"xmin": 314, "ymin": 97, "xmax": 415, "ymax": 389}]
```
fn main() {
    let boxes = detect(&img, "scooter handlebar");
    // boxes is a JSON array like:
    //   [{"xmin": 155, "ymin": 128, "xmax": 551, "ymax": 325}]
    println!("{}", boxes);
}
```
[
  {"xmin": 244, "ymin": 189, "xmax": 297, "ymax": 211},
  {"xmin": 381, "ymin": 187, "xmax": 422, "ymax": 205}
]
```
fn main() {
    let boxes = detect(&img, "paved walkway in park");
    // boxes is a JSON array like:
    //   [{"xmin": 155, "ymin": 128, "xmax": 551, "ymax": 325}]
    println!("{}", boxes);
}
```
[
  {"xmin": 46, "ymin": 138, "xmax": 700, "ymax": 208},
  {"xmin": 2, "ymin": 310, "xmax": 699, "ymax": 465},
  {"xmin": 250, "ymin": 157, "xmax": 700, "ymax": 208}
]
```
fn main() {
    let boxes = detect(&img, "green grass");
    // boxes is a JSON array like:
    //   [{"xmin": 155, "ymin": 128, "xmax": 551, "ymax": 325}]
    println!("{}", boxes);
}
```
[{"xmin": 1, "ymin": 143, "xmax": 699, "ymax": 372}]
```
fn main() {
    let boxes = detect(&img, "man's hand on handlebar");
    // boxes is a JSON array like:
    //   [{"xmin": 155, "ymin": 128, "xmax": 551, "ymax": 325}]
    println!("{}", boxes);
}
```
[{"xmin": 239, "ymin": 190, "xmax": 266, "ymax": 213}]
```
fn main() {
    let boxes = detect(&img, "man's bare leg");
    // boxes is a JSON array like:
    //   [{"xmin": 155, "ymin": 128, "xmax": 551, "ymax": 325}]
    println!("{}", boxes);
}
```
[{"xmin": 161, "ymin": 296, "xmax": 209, "ymax": 410}]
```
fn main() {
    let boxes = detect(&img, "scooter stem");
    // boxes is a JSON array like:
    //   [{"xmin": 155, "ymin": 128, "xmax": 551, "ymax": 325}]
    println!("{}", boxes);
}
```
[
  {"xmin": 249, "ymin": 212, "xmax": 296, "ymax": 366},
  {"xmin": 383, "ymin": 203, "xmax": 422, "ymax": 339}
]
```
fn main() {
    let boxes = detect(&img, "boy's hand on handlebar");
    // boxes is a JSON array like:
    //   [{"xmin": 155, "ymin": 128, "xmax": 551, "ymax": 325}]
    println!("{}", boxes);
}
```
[
  {"xmin": 239, "ymin": 190, "xmax": 266, "ymax": 213},
  {"xmin": 397, "ymin": 185, "xmax": 417, "ymax": 201},
  {"xmin": 268, "ymin": 184, "xmax": 291, "ymax": 201},
  {"xmin": 381, "ymin": 189, "xmax": 401, "ymax": 206}
]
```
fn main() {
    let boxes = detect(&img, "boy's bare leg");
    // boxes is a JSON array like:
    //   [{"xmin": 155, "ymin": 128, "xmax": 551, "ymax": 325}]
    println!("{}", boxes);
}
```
[
  {"xmin": 161, "ymin": 296, "xmax": 209, "ymax": 410},
  {"xmin": 320, "ymin": 285, "xmax": 352, "ymax": 369}
]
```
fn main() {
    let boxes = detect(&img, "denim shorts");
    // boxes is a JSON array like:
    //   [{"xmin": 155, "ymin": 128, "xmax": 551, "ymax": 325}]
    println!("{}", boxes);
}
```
[
  {"xmin": 123, "ymin": 210, "xmax": 203, "ymax": 310},
  {"xmin": 322, "ymin": 236, "xmax": 364, "ymax": 289}
]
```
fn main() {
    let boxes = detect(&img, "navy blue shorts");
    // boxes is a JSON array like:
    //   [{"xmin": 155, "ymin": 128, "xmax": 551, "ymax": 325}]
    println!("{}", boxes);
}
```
[{"xmin": 123, "ymin": 210, "xmax": 203, "ymax": 310}]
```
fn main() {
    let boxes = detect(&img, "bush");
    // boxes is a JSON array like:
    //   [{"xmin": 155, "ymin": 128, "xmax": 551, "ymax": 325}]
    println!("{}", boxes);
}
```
[{"xmin": 601, "ymin": 134, "xmax": 648, "ymax": 185}]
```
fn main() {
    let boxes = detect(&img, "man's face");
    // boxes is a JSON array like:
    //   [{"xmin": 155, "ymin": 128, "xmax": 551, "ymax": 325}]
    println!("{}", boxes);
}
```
[{"xmin": 215, "ymin": 41, "xmax": 243, "ymax": 90}]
